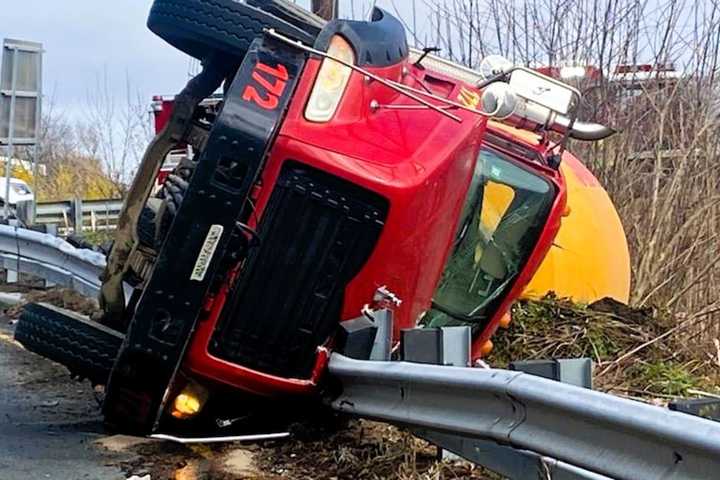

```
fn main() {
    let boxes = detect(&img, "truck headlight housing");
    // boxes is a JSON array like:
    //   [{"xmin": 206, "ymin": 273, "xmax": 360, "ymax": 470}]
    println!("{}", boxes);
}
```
[
  {"xmin": 170, "ymin": 382, "xmax": 208, "ymax": 420},
  {"xmin": 305, "ymin": 35, "xmax": 355, "ymax": 123}
]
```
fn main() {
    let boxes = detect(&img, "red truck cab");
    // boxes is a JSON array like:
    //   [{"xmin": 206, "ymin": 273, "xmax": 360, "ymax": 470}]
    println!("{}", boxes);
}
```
[
  {"xmin": 17, "ymin": 2, "xmax": 611, "ymax": 433},
  {"xmin": 148, "ymin": 36, "xmax": 572, "ymax": 403}
]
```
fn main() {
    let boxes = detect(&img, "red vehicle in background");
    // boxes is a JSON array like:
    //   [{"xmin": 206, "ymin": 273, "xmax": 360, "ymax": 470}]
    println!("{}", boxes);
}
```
[{"xmin": 15, "ymin": 0, "xmax": 616, "ymax": 433}]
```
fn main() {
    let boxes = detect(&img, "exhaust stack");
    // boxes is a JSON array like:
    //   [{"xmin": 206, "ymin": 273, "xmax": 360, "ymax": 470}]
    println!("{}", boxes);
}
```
[{"xmin": 481, "ymin": 82, "xmax": 615, "ymax": 141}]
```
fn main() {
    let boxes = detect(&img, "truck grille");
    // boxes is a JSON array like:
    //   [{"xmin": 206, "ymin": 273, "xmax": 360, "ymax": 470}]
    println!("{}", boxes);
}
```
[{"xmin": 209, "ymin": 163, "xmax": 388, "ymax": 378}]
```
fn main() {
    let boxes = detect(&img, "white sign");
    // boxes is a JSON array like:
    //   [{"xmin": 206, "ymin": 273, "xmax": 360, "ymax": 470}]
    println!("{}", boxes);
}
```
[{"xmin": 191, "ymin": 224, "xmax": 224, "ymax": 282}]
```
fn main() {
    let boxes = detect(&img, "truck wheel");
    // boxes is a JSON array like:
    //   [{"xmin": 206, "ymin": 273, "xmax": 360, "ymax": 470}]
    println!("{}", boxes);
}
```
[
  {"xmin": 14, "ymin": 303, "xmax": 124, "ymax": 385},
  {"xmin": 147, "ymin": 0, "xmax": 318, "ymax": 63},
  {"xmin": 137, "ymin": 204, "xmax": 159, "ymax": 249}
]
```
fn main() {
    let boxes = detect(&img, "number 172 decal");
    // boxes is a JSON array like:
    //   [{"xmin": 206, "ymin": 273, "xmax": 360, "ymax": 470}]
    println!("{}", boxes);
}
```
[{"xmin": 242, "ymin": 61, "xmax": 289, "ymax": 110}]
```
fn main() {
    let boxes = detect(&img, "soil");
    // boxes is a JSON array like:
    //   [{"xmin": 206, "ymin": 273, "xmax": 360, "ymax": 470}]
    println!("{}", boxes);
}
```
[{"xmin": 4, "ymin": 287, "xmax": 99, "ymax": 319}]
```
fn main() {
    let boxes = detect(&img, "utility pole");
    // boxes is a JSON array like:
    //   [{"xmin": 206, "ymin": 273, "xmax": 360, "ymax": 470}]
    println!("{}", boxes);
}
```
[{"xmin": 311, "ymin": 0, "xmax": 338, "ymax": 20}]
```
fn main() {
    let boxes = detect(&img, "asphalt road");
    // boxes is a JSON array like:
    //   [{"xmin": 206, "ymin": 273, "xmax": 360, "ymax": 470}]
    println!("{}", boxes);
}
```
[
  {"xmin": 0, "ymin": 320, "xmax": 130, "ymax": 479},
  {"xmin": 0, "ymin": 320, "xmax": 265, "ymax": 480}
]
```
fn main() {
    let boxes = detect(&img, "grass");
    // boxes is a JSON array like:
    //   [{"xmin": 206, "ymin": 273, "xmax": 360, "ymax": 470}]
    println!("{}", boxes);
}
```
[
  {"xmin": 629, "ymin": 361, "xmax": 701, "ymax": 397},
  {"xmin": 81, "ymin": 229, "xmax": 115, "ymax": 247},
  {"xmin": 492, "ymin": 295, "xmax": 718, "ymax": 400}
]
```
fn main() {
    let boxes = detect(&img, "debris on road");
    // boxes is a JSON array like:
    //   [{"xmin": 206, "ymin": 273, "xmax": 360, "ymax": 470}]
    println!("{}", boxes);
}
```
[{"xmin": 149, "ymin": 432, "xmax": 290, "ymax": 444}]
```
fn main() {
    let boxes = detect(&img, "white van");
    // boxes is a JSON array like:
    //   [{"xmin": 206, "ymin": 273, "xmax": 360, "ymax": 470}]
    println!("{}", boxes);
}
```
[{"xmin": 0, "ymin": 177, "xmax": 34, "ymax": 205}]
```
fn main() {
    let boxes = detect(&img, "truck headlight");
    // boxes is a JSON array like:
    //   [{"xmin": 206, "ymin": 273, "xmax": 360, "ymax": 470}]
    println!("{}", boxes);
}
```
[
  {"xmin": 170, "ymin": 382, "xmax": 208, "ymax": 420},
  {"xmin": 305, "ymin": 35, "xmax": 355, "ymax": 123}
]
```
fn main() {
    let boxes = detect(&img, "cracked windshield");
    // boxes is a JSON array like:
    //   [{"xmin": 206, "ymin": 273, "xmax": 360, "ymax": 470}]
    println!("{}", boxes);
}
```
[{"xmin": 425, "ymin": 147, "xmax": 555, "ymax": 329}]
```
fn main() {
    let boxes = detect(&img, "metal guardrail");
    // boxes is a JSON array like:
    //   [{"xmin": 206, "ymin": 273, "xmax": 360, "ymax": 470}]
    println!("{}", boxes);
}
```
[
  {"xmin": 0, "ymin": 224, "xmax": 105, "ymax": 297},
  {"xmin": 18, "ymin": 198, "xmax": 123, "ymax": 233},
  {"xmin": 329, "ymin": 354, "xmax": 720, "ymax": 480}
]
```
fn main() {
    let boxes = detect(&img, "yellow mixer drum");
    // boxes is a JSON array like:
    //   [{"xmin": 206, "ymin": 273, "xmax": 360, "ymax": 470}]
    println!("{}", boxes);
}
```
[{"xmin": 522, "ymin": 152, "xmax": 631, "ymax": 303}]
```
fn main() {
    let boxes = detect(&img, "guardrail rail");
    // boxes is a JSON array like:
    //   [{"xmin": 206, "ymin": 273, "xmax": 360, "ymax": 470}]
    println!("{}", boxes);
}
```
[
  {"xmin": 329, "ymin": 353, "xmax": 720, "ymax": 480},
  {"xmin": 17, "ymin": 198, "xmax": 123, "ymax": 234},
  {"xmin": 0, "ymin": 224, "xmax": 105, "ymax": 296}
]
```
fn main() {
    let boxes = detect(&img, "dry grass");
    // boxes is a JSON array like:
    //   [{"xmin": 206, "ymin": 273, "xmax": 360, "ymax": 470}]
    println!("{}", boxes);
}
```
[
  {"xmin": 395, "ymin": 0, "xmax": 720, "ymax": 371},
  {"xmin": 493, "ymin": 295, "xmax": 720, "ymax": 400},
  {"xmin": 256, "ymin": 420, "xmax": 500, "ymax": 480}
]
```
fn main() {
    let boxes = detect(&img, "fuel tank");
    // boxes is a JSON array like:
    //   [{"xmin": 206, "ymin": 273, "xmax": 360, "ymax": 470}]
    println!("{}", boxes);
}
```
[
  {"xmin": 486, "ymin": 121, "xmax": 631, "ymax": 304},
  {"xmin": 522, "ymin": 152, "xmax": 631, "ymax": 303}
]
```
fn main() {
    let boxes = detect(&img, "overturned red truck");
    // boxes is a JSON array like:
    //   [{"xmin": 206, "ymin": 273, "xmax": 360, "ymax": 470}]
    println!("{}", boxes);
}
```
[{"xmin": 15, "ymin": 0, "xmax": 617, "ymax": 433}]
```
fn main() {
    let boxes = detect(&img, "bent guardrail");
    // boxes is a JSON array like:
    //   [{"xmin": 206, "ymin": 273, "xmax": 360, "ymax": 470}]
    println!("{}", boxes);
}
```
[
  {"xmin": 329, "ymin": 354, "xmax": 720, "ymax": 480},
  {"xmin": 0, "ymin": 224, "xmax": 105, "ymax": 297}
]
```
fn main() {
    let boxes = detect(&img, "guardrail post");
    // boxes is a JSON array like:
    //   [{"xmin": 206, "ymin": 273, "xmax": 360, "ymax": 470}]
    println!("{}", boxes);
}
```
[
  {"xmin": 5, "ymin": 269, "xmax": 17, "ymax": 284},
  {"xmin": 15, "ymin": 200, "xmax": 35, "ymax": 226},
  {"xmin": 71, "ymin": 197, "xmax": 83, "ymax": 234}
]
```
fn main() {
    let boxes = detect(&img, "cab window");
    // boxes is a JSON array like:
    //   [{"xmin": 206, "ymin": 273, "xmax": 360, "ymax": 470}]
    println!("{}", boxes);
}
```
[{"xmin": 424, "ymin": 146, "xmax": 555, "ymax": 330}]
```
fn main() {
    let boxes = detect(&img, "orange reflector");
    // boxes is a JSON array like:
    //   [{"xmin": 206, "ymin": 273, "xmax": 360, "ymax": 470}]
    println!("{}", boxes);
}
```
[
  {"xmin": 480, "ymin": 340, "xmax": 494, "ymax": 356},
  {"xmin": 499, "ymin": 312, "xmax": 512, "ymax": 329}
]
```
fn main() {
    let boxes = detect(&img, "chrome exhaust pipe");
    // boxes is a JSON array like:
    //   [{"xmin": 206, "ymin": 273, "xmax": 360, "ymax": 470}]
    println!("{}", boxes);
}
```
[
  {"xmin": 481, "ymin": 82, "xmax": 616, "ymax": 141},
  {"xmin": 555, "ymin": 116, "xmax": 617, "ymax": 141}
]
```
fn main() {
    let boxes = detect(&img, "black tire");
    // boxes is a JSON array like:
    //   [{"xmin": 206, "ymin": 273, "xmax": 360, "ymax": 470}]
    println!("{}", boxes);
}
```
[
  {"xmin": 14, "ymin": 303, "xmax": 124, "ymax": 385},
  {"xmin": 137, "ymin": 205, "xmax": 158, "ymax": 248},
  {"xmin": 147, "ymin": 0, "xmax": 319, "ymax": 63}
]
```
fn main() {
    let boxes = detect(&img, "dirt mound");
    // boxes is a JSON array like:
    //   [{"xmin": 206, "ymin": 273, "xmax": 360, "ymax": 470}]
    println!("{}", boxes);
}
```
[
  {"xmin": 5, "ymin": 288, "xmax": 99, "ymax": 319},
  {"xmin": 493, "ymin": 295, "xmax": 718, "ymax": 399},
  {"xmin": 256, "ymin": 421, "xmax": 491, "ymax": 480},
  {"xmin": 100, "ymin": 421, "xmax": 495, "ymax": 480}
]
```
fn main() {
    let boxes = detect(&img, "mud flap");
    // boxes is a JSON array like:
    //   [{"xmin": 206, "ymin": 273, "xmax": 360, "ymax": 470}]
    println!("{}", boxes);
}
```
[{"xmin": 102, "ymin": 36, "xmax": 307, "ymax": 433}]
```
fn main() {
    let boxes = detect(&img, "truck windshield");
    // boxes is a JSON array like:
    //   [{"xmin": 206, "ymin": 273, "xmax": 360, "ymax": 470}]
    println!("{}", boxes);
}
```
[{"xmin": 424, "ymin": 146, "xmax": 555, "ymax": 331}]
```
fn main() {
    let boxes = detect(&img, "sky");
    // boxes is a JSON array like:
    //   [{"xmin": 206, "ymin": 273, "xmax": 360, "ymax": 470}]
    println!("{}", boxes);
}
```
[
  {"xmin": 0, "ymin": 0, "xmax": 413, "ymax": 121},
  {"xmin": 3, "ymin": 0, "xmax": 700, "ymax": 123},
  {"xmin": 3, "ymin": 1, "xmax": 186, "ymax": 119}
]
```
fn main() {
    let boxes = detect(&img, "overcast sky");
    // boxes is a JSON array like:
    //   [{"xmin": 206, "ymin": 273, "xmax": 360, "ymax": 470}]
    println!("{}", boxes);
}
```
[
  {"xmin": 2, "ymin": 0, "xmax": 699, "ymax": 124},
  {"xmin": 1, "ymin": 0, "xmax": 413, "ymax": 120}
]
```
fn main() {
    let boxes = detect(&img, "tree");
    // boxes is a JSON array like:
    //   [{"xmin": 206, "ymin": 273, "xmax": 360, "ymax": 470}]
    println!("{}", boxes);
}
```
[
  {"xmin": 15, "ymin": 100, "xmax": 121, "ymax": 201},
  {"xmin": 79, "ymin": 71, "xmax": 153, "ymax": 195}
]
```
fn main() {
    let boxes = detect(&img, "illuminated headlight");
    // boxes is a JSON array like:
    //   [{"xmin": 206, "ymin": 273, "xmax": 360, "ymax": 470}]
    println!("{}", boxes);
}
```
[
  {"xmin": 170, "ymin": 382, "xmax": 208, "ymax": 420},
  {"xmin": 305, "ymin": 35, "xmax": 355, "ymax": 123},
  {"xmin": 559, "ymin": 66, "xmax": 587, "ymax": 79}
]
